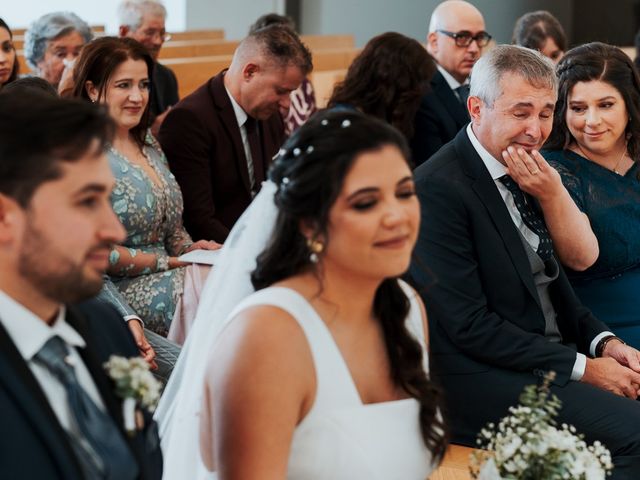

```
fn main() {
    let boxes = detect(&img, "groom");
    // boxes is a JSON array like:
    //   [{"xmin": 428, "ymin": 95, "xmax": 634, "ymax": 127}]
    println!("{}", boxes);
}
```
[{"xmin": 0, "ymin": 92, "xmax": 163, "ymax": 479}]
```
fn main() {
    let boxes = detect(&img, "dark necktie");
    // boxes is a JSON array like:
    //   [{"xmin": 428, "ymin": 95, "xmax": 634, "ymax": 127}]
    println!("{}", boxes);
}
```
[
  {"xmin": 34, "ymin": 335, "xmax": 138, "ymax": 480},
  {"xmin": 245, "ymin": 117, "xmax": 264, "ymax": 191},
  {"xmin": 456, "ymin": 84, "xmax": 470, "ymax": 107},
  {"xmin": 499, "ymin": 175, "xmax": 554, "ymax": 261}
]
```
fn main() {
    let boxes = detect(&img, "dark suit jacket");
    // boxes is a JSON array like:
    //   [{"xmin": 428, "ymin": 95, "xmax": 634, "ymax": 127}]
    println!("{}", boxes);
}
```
[
  {"xmin": 410, "ymin": 70, "xmax": 470, "ymax": 167},
  {"xmin": 159, "ymin": 71, "xmax": 285, "ymax": 242},
  {"xmin": 0, "ymin": 299, "xmax": 163, "ymax": 480},
  {"xmin": 409, "ymin": 129, "xmax": 609, "ymax": 419},
  {"xmin": 150, "ymin": 62, "xmax": 179, "ymax": 119}
]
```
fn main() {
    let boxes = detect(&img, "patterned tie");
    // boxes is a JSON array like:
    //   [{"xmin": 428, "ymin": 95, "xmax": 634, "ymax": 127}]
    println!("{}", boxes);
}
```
[
  {"xmin": 499, "ymin": 175, "xmax": 554, "ymax": 261},
  {"xmin": 456, "ymin": 84, "xmax": 470, "ymax": 107},
  {"xmin": 34, "ymin": 336, "xmax": 138, "ymax": 480}
]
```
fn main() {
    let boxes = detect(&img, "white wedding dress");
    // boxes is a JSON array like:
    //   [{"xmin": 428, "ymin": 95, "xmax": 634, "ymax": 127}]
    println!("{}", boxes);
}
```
[{"xmin": 196, "ymin": 281, "xmax": 436, "ymax": 480}]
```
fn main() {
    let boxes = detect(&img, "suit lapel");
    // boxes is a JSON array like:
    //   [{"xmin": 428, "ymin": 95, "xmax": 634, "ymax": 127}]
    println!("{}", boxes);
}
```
[
  {"xmin": 0, "ymin": 320, "xmax": 83, "ymax": 478},
  {"xmin": 432, "ymin": 71, "xmax": 469, "ymax": 127},
  {"xmin": 454, "ymin": 131, "xmax": 541, "ymax": 307},
  {"xmin": 210, "ymin": 72, "xmax": 252, "ymax": 195}
]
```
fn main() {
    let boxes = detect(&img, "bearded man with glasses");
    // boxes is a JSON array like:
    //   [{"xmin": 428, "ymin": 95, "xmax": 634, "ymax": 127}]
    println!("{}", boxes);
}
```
[{"xmin": 411, "ymin": 0, "xmax": 491, "ymax": 165}]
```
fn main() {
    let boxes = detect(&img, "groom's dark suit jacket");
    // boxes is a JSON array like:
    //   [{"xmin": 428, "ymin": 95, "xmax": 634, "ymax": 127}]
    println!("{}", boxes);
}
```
[
  {"xmin": 410, "ymin": 70, "xmax": 470, "ymax": 166},
  {"xmin": 159, "ymin": 70, "xmax": 285, "ymax": 243},
  {"xmin": 0, "ymin": 299, "xmax": 163, "ymax": 480},
  {"xmin": 409, "ymin": 129, "xmax": 611, "ymax": 443}
]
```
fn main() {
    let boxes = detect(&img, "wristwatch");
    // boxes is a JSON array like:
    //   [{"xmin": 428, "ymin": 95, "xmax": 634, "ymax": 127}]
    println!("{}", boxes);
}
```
[{"xmin": 595, "ymin": 335, "xmax": 625, "ymax": 357}]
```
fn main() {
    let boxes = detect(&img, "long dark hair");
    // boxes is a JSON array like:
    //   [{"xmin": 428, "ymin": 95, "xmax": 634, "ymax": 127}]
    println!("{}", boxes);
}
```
[
  {"xmin": 0, "ymin": 18, "xmax": 19, "ymax": 86},
  {"xmin": 251, "ymin": 110, "xmax": 448, "ymax": 461},
  {"xmin": 546, "ymin": 42, "xmax": 640, "ymax": 161},
  {"xmin": 71, "ymin": 36, "xmax": 154, "ymax": 149},
  {"xmin": 328, "ymin": 32, "xmax": 436, "ymax": 140}
]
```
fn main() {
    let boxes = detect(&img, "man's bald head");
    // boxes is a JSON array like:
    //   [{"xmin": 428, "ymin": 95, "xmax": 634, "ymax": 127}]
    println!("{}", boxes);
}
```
[{"xmin": 427, "ymin": 0, "xmax": 488, "ymax": 83}]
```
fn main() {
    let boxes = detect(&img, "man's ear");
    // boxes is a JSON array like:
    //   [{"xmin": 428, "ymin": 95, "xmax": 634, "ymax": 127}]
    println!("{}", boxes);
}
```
[
  {"xmin": 427, "ymin": 32, "xmax": 438, "ymax": 55},
  {"xmin": 468, "ymin": 96, "xmax": 483, "ymax": 123},
  {"xmin": 242, "ymin": 63, "xmax": 260, "ymax": 82},
  {"xmin": 118, "ymin": 25, "xmax": 130, "ymax": 38},
  {"xmin": 0, "ymin": 193, "xmax": 23, "ymax": 243}
]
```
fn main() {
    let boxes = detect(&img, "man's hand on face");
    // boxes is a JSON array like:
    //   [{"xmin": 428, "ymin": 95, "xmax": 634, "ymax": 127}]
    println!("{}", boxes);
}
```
[{"xmin": 501, "ymin": 146, "xmax": 563, "ymax": 202}]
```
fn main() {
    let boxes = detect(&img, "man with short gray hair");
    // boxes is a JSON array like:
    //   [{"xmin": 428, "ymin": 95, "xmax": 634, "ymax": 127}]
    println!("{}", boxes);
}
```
[
  {"xmin": 159, "ymin": 25, "xmax": 312, "ymax": 242},
  {"xmin": 410, "ymin": 45, "xmax": 640, "ymax": 476},
  {"xmin": 118, "ymin": 0, "xmax": 178, "ymax": 130}
]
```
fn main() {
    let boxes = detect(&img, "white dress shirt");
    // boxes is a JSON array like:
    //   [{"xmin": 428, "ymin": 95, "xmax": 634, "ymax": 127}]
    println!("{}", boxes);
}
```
[
  {"xmin": 225, "ymin": 86, "xmax": 256, "ymax": 194},
  {"xmin": 0, "ymin": 290, "xmax": 106, "ymax": 435},
  {"xmin": 465, "ymin": 125, "xmax": 611, "ymax": 380}
]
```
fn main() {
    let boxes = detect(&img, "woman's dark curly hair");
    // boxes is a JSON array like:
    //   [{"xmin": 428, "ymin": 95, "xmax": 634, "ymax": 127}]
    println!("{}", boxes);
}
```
[
  {"xmin": 328, "ymin": 32, "xmax": 436, "ymax": 140},
  {"xmin": 251, "ymin": 109, "xmax": 448, "ymax": 462},
  {"xmin": 0, "ymin": 18, "xmax": 19, "ymax": 86},
  {"xmin": 71, "ymin": 36, "xmax": 154, "ymax": 149},
  {"xmin": 546, "ymin": 42, "xmax": 640, "ymax": 161}
]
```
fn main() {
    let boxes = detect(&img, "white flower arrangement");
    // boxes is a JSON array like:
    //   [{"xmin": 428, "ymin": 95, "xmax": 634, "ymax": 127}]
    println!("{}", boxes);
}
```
[
  {"xmin": 470, "ymin": 372, "xmax": 613, "ymax": 480},
  {"xmin": 104, "ymin": 355, "xmax": 162, "ymax": 434}
]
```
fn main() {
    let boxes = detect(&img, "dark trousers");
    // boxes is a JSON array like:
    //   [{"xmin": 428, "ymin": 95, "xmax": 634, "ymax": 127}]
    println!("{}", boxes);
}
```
[{"xmin": 437, "ymin": 367, "xmax": 640, "ymax": 479}]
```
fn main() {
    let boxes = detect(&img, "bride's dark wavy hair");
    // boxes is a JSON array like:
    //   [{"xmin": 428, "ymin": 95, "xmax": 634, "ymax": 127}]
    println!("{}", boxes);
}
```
[{"xmin": 251, "ymin": 109, "xmax": 448, "ymax": 461}]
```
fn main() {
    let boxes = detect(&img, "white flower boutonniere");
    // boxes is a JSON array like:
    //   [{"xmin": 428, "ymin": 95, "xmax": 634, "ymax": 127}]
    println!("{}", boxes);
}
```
[{"xmin": 104, "ymin": 355, "xmax": 162, "ymax": 435}]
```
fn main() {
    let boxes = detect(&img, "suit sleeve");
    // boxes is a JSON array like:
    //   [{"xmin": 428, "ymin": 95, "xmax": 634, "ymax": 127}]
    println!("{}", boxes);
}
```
[
  {"xmin": 410, "ymin": 98, "xmax": 448, "ymax": 167},
  {"xmin": 159, "ymin": 106, "xmax": 230, "ymax": 242},
  {"xmin": 411, "ymin": 176, "xmax": 580, "ymax": 386}
]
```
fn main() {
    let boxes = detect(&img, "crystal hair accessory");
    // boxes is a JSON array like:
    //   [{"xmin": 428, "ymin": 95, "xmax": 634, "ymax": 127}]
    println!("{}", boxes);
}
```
[{"xmin": 341, "ymin": 119, "xmax": 351, "ymax": 128}]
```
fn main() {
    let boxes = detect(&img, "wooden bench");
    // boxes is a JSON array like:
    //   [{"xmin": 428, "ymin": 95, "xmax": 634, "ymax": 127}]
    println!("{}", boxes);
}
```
[
  {"xmin": 428, "ymin": 444, "xmax": 476, "ymax": 480},
  {"xmin": 11, "ymin": 25, "xmax": 105, "ymax": 37},
  {"xmin": 164, "ymin": 47, "xmax": 360, "ymax": 99},
  {"xmin": 309, "ymin": 69, "xmax": 347, "ymax": 108},
  {"xmin": 167, "ymin": 29, "xmax": 224, "ymax": 41},
  {"xmin": 159, "ymin": 34, "xmax": 355, "ymax": 60}
]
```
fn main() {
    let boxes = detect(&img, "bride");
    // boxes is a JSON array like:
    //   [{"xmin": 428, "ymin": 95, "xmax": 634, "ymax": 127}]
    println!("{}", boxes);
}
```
[{"xmin": 155, "ymin": 110, "xmax": 447, "ymax": 479}]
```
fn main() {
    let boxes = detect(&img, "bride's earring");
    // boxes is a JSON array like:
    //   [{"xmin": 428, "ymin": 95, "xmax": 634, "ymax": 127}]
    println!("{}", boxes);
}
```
[{"xmin": 306, "ymin": 238, "xmax": 324, "ymax": 263}]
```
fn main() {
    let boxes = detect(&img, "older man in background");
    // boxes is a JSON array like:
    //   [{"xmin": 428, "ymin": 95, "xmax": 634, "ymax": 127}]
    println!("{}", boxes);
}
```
[
  {"xmin": 118, "ymin": 0, "xmax": 179, "ymax": 132},
  {"xmin": 411, "ymin": 0, "xmax": 490, "ymax": 165}
]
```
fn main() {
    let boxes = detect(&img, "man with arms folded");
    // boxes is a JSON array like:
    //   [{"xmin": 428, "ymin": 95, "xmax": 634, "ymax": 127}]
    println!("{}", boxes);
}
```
[{"xmin": 410, "ymin": 45, "xmax": 640, "ymax": 478}]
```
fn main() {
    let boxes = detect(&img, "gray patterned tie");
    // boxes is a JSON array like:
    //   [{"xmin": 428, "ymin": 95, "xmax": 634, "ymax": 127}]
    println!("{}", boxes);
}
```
[
  {"xmin": 456, "ymin": 84, "xmax": 470, "ymax": 107},
  {"xmin": 34, "ymin": 335, "xmax": 139, "ymax": 480},
  {"xmin": 499, "ymin": 175, "xmax": 554, "ymax": 261}
]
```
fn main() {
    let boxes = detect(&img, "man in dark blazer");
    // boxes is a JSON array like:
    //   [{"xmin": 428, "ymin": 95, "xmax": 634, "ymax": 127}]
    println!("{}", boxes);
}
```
[
  {"xmin": 0, "ymin": 93, "xmax": 162, "ymax": 479},
  {"xmin": 410, "ymin": 45, "xmax": 640, "ymax": 477},
  {"xmin": 411, "ymin": 0, "xmax": 490, "ymax": 166},
  {"xmin": 159, "ymin": 25, "xmax": 312, "ymax": 242}
]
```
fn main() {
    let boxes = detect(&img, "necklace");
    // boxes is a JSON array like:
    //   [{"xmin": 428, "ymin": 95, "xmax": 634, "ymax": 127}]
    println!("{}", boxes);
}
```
[{"xmin": 575, "ymin": 140, "xmax": 628, "ymax": 175}]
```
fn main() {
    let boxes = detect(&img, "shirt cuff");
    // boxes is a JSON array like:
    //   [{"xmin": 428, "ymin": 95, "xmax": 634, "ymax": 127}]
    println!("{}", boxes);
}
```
[
  {"xmin": 571, "ymin": 352, "xmax": 586, "ymax": 381},
  {"xmin": 590, "ymin": 331, "xmax": 614, "ymax": 357},
  {"xmin": 124, "ymin": 315, "xmax": 144, "ymax": 327}
]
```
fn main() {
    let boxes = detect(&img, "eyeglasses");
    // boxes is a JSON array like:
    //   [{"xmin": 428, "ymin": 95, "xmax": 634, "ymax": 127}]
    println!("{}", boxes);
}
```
[
  {"xmin": 437, "ymin": 30, "xmax": 492, "ymax": 48},
  {"xmin": 140, "ymin": 29, "xmax": 172, "ymax": 42}
]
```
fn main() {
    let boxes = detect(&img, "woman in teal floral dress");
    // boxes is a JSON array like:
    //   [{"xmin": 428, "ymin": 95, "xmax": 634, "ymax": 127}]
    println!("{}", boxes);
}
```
[{"xmin": 72, "ymin": 37, "xmax": 219, "ymax": 337}]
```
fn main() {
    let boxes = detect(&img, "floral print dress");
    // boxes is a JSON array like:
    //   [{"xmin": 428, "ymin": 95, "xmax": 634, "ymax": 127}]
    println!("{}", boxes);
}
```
[{"xmin": 107, "ymin": 133, "xmax": 192, "ymax": 335}]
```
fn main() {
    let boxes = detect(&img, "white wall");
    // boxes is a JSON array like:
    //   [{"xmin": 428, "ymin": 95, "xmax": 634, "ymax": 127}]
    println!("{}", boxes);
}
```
[{"xmin": 5, "ymin": 0, "xmax": 186, "ymax": 34}]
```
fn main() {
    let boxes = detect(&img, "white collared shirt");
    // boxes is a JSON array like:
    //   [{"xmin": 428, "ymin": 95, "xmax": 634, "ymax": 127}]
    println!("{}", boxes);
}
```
[
  {"xmin": 225, "ymin": 86, "xmax": 256, "ymax": 194},
  {"xmin": 464, "ymin": 125, "xmax": 611, "ymax": 380},
  {"xmin": 0, "ymin": 290, "xmax": 106, "ymax": 434}
]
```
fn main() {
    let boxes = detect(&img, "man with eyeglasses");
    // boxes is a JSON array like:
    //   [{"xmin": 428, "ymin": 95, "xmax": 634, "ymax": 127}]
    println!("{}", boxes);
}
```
[
  {"xmin": 411, "ymin": 0, "xmax": 490, "ymax": 165},
  {"xmin": 118, "ymin": 0, "xmax": 179, "ymax": 134}
]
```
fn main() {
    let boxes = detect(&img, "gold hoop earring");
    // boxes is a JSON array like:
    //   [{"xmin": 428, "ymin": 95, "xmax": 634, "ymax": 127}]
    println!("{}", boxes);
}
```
[{"xmin": 306, "ymin": 238, "xmax": 324, "ymax": 263}]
